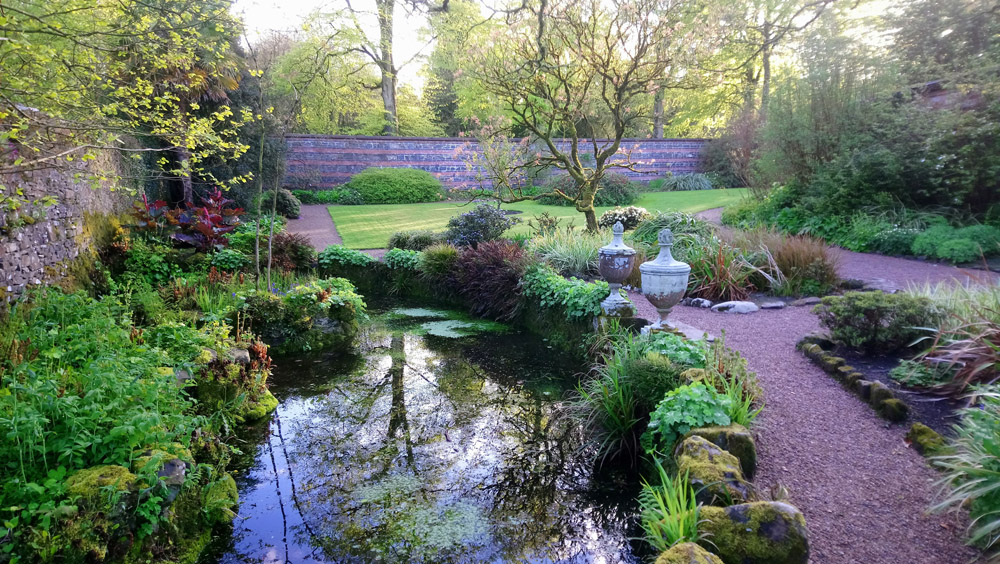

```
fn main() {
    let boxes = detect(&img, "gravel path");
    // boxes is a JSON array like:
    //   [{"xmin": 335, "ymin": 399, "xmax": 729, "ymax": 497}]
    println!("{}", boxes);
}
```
[{"xmin": 629, "ymin": 296, "xmax": 980, "ymax": 563}]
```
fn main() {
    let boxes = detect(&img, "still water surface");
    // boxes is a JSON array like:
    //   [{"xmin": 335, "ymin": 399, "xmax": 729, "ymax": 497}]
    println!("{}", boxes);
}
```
[{"xmin": 205, "ymin": 307, "xmax": 642, "ymax": 563}]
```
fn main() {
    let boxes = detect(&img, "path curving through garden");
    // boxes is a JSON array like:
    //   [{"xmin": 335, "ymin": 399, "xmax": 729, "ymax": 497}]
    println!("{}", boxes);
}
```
[{"xmin": 294, "ymin": 203, "xmax": 988, "ymax": 563}]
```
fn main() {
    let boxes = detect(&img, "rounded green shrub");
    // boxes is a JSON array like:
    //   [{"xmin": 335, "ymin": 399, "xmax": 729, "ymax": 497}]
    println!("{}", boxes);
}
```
[
  {"xmin": 256, "ymin": 189, "xmax": 300, "ymax": 219},
  {"xmin": 937, "ymin": 238, "xmax": 982, "ymax": 264},
  {"xmin": 446, "ymin": 204, "xmax": 519, "ymax": 247},
  {"xmin": 211, "ymin": 248, "xmax": 249, "ymax": 272},
  {"xmin": 537, "ymin": 172, "xmax": 639, "ymax": 207},
  {"xmin": 388, "ymin": 230, "xmax": 442, "ymax": 250},
  {"xmin": 911, "ymin": 224, "xmax": 955, "ymax": 257},
  {"xmin": 954, "ymin": 225, "xmax": 1000, "ymax": 255},
  {"xmin": 872, "ymin": 228, "xmax": 920, "ymax": 256},
  {"xmin": 420, "ymin": 243, "xmax": 460, "ymax": 281},
  {"xmin": 814, "ymin": 291, "xmax": 942, "ymax": 353},
  {"xmin": 343, "ymin": 168, "xmax": 443, "ymax": 204}
]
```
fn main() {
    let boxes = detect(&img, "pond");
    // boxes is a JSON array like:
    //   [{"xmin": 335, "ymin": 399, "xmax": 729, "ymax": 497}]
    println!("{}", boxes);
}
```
[{"xmin": 203, "ymin": 305, "xmax": 643, "ymax": 563}]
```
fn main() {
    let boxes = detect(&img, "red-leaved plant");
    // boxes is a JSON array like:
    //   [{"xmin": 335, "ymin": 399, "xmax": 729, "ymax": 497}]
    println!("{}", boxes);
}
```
[
  {"xmin": 171, "ymin": 188, "xmax": 243, "ymax": 252},
  {"xmin": 131, "ymin": 194, "xmax": 169, "ymax": 231}
]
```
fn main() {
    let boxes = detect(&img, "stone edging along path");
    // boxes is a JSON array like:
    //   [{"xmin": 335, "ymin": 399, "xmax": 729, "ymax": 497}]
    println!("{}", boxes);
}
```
[{"xmin": 294, "ymin": 204, "xmax": 984, "ymax": 563}]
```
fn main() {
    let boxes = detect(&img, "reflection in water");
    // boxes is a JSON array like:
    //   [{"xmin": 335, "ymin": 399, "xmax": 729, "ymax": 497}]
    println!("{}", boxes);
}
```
[{"xmin": 207, "ymin": 313, "xmax": 641, "ymax": 564}]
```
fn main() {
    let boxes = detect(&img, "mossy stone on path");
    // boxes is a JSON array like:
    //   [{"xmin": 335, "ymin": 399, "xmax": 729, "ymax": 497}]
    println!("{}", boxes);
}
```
[
  {"xmin": 869, "ymin": 381, "xmax": 894, "ymax": 406},
  {"xmin": 699, "ymin": 501, "xmax": 809, "ymax": 564},
  {"xmin": 655, "ymin": 542, "xmax": 724, "ymax": 564},
  {"xmin": 819, "ymin": 355, "xmax": 846, "ymax": 374},
  {"xmin": 906, "ymin": 423, "xmax": 946, "ymax": 455},
  {"xmin": 675, "ymin": 436, "xmax": 750, "ymax": 505},
  {"xmin": 877, "ymin": 398, "xmax": 909, "ymax": 422},
  {"xmin": 684, "ymin": 424, "xmax": 757, "ymax": 479}
]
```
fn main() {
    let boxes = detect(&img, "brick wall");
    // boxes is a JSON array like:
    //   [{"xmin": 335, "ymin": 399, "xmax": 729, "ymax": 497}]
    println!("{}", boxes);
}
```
[{"xmin": 283, "ymin": 135, "xmax": 709, "ymax": 190}]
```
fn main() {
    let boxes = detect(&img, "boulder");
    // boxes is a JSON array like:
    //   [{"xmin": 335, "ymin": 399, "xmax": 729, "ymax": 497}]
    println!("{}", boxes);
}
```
[
  {"xmin": 790, "ymin": 297, "xmax": 821, "ymax": 307},
  {"xmin": 759, "ymin": 301, "xmax": 786, "ymax": 310},
  {"xmin": 877, "ymin": 398, "xmax": 909, "ymax": 422},
  {"xmin": 906, "ymin": 423, "xmax": 946, "ymax": 455},
  {"xmin": 683, "ymin": 297, "xmax": 714, "ymax": 308},
  {"xmin": 675, "ymin": 436, "xmax": 750, "ymax": 505},
  {"xmin": 66, "ymin": 465, "xmax": 136, "ymax": 508},
  {"xmin": 655, "ymin": 543, "xmax": 724, "ymax": 564},
  {"xmin": 684, "ymin": 424, "xmax": 757, "ymax": 479},
  {"xmin": 711, "ymin": 301, "xmax": 760, "ymax": 314},
  {"xmin": 818, "ymin": 355, "xmax": 846, "ymax": 373},
  {"xmin": 799, "ymin": 343, "xmax": 824, "ymax": 361},
  {"xmin": 699, "ymin": 502, "xmax": 809, "ymax": 564},
  {"xmin": 835, "ymin": 365, "xmax": 856, "ymax": 382},
  {"xmin": 843, "ymin": 372, "xmax": 864, "ymax": 388},
  {"xmin": 799, "ymin": 331, "xmax": 835, "ymax": 350},
  {"xmin": 868, "ymin": 381, "xmax": 894, "ymax": 406},
  {"xmin": 856, "ymin": 379, "xmax": 873, "ymax": 400},
  {"xmin": 226, "ymin": 348, "xmax": 251, "ymax": 365}
]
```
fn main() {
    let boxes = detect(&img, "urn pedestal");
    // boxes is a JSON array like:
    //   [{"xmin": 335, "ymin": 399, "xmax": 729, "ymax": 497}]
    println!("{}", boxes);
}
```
[
  {"xmin": 639, "ymin": 228, "xmax": 691, "ymax": 331},
  {"xmin": 598, "ymin": 222, "xmax": 637, "ymax": 316}
]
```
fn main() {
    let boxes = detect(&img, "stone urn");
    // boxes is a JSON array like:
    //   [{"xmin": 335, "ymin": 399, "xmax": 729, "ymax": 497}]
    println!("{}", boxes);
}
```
[
  {"xmin": 639, "ymin": 228, "xmax": 691, "ymax": 330},
  {"xmin": 598, "ymin": 221, "xmax": 637, "ymax": 316}
]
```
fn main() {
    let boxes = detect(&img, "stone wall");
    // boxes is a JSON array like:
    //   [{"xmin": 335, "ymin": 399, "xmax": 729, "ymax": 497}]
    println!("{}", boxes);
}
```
[
  {"xmin": 1, "ymin": 152, "xmax": 131, "ymax": 301},
  {"xmin": 283, "ymin": 135, "xmax": 709, "ymax": 190}
]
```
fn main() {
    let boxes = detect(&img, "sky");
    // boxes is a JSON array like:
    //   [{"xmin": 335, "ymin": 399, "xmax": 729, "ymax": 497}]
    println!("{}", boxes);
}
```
[{"xmin": 232, "ymin": 0, "xmax": 432, "ymax": 90}]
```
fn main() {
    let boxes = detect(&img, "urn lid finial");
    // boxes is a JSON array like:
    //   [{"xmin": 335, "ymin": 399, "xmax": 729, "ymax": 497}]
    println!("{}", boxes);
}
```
[
  {"xmin": 599, "ymin": 221, "xmax": 636, "ymax": 256},
  {"xmin": 639, "ymin": 227, "xmax": 691, "ymax": 276}
]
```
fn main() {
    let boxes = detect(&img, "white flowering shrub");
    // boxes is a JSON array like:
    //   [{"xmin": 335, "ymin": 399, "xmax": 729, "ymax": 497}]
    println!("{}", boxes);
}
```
[{"xmin": 598, "ymin": 206, "xmax": 651, "ymax": 230}]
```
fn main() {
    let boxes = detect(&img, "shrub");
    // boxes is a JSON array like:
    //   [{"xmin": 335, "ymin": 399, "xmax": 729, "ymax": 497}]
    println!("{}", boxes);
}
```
[
  {"xmin": 631, "ymin": 211, "xmax": 712, "ymax": 247},
  {"xmin": 720, "ymin": 199, "xmax": 765, "ymax": 228},
  {"xmin": 685, "ymin": 238, "xmax": 756, "ymax": 302},
  {"xmin": 872, "ymin": 228, "xmax": 920, "ymax": 256},
  {"xmin": 419, "ymin": 243, "xmax": 460, "ymax": 285},
  {"xmin": 384, "ymin": 248, "xmax": 422, "ymax": 270},
  {"xmin": 388, "ymin": 230, "xmax": 441, "ymax": 251},
  {"xmin": 343, "ymin": 167, "xmax": 443, "ymax": 204},
  {"xmin": 454, "ymin": 240, "xmax": 529, "ymax": 321},
  {"xmin": 124, "ymin": 239, "xmax": 182, "ymax": 288},
  {"xmin": 956, "ymin": 225, "xmax": 1000, "ymax": 255},
  {"xmin": 932, "ymin": 389, "xmax": 1000, "ymax": 554},
  {"xmin": 640, "ymin": 382, "xmax": 732, "ymax": 457},
  {"xmin": 912, "ymin": 225, "xmax": 955, "ymax": 257},
  {"xmin": 598, "ymin": 206, "xmax": 651, "ymax": 230},
  {"xmin": 338, "ymin": 188, "xmax": 366, "ymax": 205},
  {"xmin": 621, "ymin": 353, "xmax": 684, "ymax": 414},
  {"xmin": 317, "ymin": 245, "xmax": 376, "ymax": 274},
  {"xmin": 537, "ymin": 172, "xmax": 639, "ymax": 207},
  {"xmin": 526, "ymin": 228, "xmax": 604, "ymax": 277},
  {"xmin": 445, "ymin": 203, "xmax": 519, "ymax": 247},
  {"xmin": 937, "ymin": 238, "xmax": 982, "ymax": 264},
  {"xmin": 648, "ymin": 172, "xmax": 714, "ymax": 191},
  {"xmin": 291, "ymin": 189, "xmax": 318, "ymax": 204},
  {"xmin": 273, "ymin": 189, "xmax": 301, "ymax": 219},
  {"xmin": 268, "ymin": 232, "xmax": 316, "ymax": 272},
  {"xmin": 889, "ymin": 359, "xmax": 953, "ymax": 388},
  {"xmin": 211, "ymin": 248, "xmax": 250, "ymax": 272},
  {"xmin": 521, "ymin": 264, "xmax": 610, "ymax": 321},
  {"xmin": 814, "ymin": 291, "xmax": 942, "ymax": 354}
]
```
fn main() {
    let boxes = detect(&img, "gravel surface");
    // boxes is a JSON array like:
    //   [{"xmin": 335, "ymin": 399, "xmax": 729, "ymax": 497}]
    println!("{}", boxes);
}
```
[{"xmin": 630, "ymin": 292, "xmax": 980, "ymax": 564}]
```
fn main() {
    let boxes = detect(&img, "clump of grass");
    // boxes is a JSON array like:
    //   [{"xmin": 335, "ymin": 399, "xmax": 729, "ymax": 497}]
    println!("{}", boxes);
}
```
[
  {"xmin": 527, "ymin": 228, "xmax": 605, "ymax": 277},
  {"xmin": 724, "ymin": 227, "xmax": 839, "ymax": 296},
  {"xmin": 639, "ymin": 461, "xmax": 701, "ymax": 552},
  {"xmin": 684, "ymin": 237, "xmax": 756, "ymax": 302}
]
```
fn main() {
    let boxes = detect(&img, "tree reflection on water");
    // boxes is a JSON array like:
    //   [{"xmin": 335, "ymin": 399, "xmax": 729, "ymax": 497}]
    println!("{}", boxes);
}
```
[{"xmin": 213, "ymin": 321, "xmax": 639, "ymax": 564}]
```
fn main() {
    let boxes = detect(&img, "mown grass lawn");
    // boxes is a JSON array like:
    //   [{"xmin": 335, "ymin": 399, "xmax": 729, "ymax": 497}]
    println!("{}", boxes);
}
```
[{"xmin": 328, "ymin": 188, "xmax": 748, "ymax": 249}]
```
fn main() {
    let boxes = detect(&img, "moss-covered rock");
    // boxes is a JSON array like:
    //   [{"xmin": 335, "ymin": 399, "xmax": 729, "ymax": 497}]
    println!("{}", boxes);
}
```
[
  {"xmin": 843, "ymin": 372, "xmax": 864, "ymax": 388},
  {"xmin": 869, "ymin": 381, "xmax": 894, "ymax": 406},
  {"xmin": 680, "ymin": 368, "xmax": 707, "ymax": 384},
  {"xmin": 699, "ymin": 502, "xmax": 809, "ymax": 564},
  {"xmin": 906, "ymin": 422, "xmax": 946, "ymax": 455},
  {"xmin": 675, "ymin": 436, "xmax": 750, "ymax": 505},
  {"xmin": 684, "ymin": 424, "xmax": 757, "ymax": 479},
  {"xmin": 799, "ymin": 332, "xmax": 835, "ymax": 351},
  {"xmin": 655, "ymin": 542, "xmax": 724, "ymax": 564},
  {"xmin": 203, "ymin": 474, "xmax": 239, "ymax": 526},
  {"xmin": 798, "ymin": 343, "xmax": 824, "ymax": 361},
  {"xmin": 835, "ymin": 365, "xmax": 856, "ymax": 382},
  {"xmin": 855, "ymin": 379, "xmax": 873, "ymax": 400},
  {"xmin": 819, "ymin": 355, "xmax": 846, "ymax": 374},
  {"xmin": 877, "ymin": 398, "xmax": 909, "ymax": 422},
  {"xmin": 66, "ymin": 465, "xmax": 136, "ymax": 507},
  {"xmin": 243, "ymin": 388, "xmax": 279, "ymax": 422}
]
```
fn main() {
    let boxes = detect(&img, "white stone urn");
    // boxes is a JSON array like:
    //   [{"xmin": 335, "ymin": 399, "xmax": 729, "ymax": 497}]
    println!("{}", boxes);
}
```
[
  {"xmin": 598, "ymin": 221, "xmax": 637, "ymax": 316},
  {"xmin": 639, "ymin": 228, "xmax": 691, "ymax": 330}
]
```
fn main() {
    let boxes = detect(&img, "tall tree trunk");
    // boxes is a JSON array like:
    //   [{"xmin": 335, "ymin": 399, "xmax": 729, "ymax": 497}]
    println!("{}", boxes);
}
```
[
  {"xmin": 653, "ymin": 88, "xmax": 664, "ymax": 138},
  {"xmin": 178, "ymin": 147, "xmax": 194, "ymax": 204},
  {"xmin": 583, "ymin": 208, "xmax": 598, "ymax": 232},
  {"xmin": 377, "ymin": 0, "xmax": 398, "ymax": 135},
  {"xmin": 760, "ymin": 20, "xmax": 772, "ymax": 120}
]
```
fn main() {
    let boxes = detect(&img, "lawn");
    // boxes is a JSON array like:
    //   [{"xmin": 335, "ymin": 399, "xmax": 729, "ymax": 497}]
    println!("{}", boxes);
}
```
[{"xmin": 328, "ymin": 189, "xmax": 748, "ymax": 249}]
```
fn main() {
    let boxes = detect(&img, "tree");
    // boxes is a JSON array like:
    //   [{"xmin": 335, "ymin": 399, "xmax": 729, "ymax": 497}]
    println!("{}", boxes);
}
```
[
  {"xmin": 475, "ymin": 0, "xmax": 684, "ymax": 231},
  {"xmin": 0, "ymin": 0, "xmax": 252, "ymax": 205}
]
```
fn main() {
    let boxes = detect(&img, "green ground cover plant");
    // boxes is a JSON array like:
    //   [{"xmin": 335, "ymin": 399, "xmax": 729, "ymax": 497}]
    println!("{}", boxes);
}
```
[{"xmin": 327, "ymin": 189, "xmax": 746, "ymax": 249}]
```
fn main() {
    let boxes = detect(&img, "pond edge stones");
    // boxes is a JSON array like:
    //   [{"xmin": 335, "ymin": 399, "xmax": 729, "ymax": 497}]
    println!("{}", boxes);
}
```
[{"xmin": 699, "ymin": 502, "xmax": 810, "ymax": 564}]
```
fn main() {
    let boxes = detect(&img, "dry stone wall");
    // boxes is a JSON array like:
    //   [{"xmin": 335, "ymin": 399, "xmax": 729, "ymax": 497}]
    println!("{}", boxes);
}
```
[
  {"xmin": 1, "ymin": 153, "xmax": 130, "ymax": 301},
  {"xmin": 284, "ymin": 135, "xmax": 709, "ymax": 190}
]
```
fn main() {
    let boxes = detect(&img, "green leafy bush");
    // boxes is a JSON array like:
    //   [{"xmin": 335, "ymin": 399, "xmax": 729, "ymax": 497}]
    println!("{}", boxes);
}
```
[
  {"xmin": 211, "ymin": 248, "xmax": 250, "ymax": 272},
  {"xmin": 640, "ymin": 382, "xmax": 732, "ymax": 456},
  {"xmin": 639, "ymin": 463, "xmax": 700, "ymax": 552},
  {"xmin": 912, "ymin": 224, "xmax": 1000, "ymax": 262},
  {"xmin": 911, "ymin": 225, "xmax": 955, "ymax": 257},
  {"xmin": 648, "ymin": 332, "xmax": 707, "ymax": 368},
  {"xmin": 388, "ymin": 229, "xmax": 442, "ymax": 250},
  {"xmin": 598, "ymin": 206, "xmax": 650, "ymax": 230},
  {"xmin": 343, "ymin": 167, "xmax": 443, "ymax": 204},
  {"xmin": 872, "ymin": 228, "xmax": 920, "ymax": 256},
  {"xmin": 318, "ymin": 245, "xmax": 376, "ymax": 273},
  {"xmin": 889, "ymin": 359, "xmax": 953, "ymax": 388},
  {"xmin": 454, "ymin": 240, "xmax": 529, "ymax": 321},
  {"xmin": 268, "ymin": 232, "xmax": 316, "ymax": 272},
  {"xmin": 814, "ymin": 291, "xmax": 942, "ymax": 353},
  {"xmin": 125, "ymin": 239, "xmax": 182, "ymax": 288},
  {"xmin": 446, "ymin": 203, "xmax": 519, "ymax": 247},
  {"xmin": 384, "ymin": 248, "xmax": 423, "ymax": 270},
  {"xmin": 521, "ymin": 264, "xmax": 610, "ymax": 321},
  {"xmin": 937, "ymin": 238, "xmax": 982, "ymax": 264},
  {"xmin": 256, "ymin": 189, "xmax": 300, "ymax": 219},
  {"xmin": 621, "ymin": 353, "xmax": 684, "ymax": 414},
  {"xmin": 537, "ymin": 172, "xmax": 639, "ymax": 207}
]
